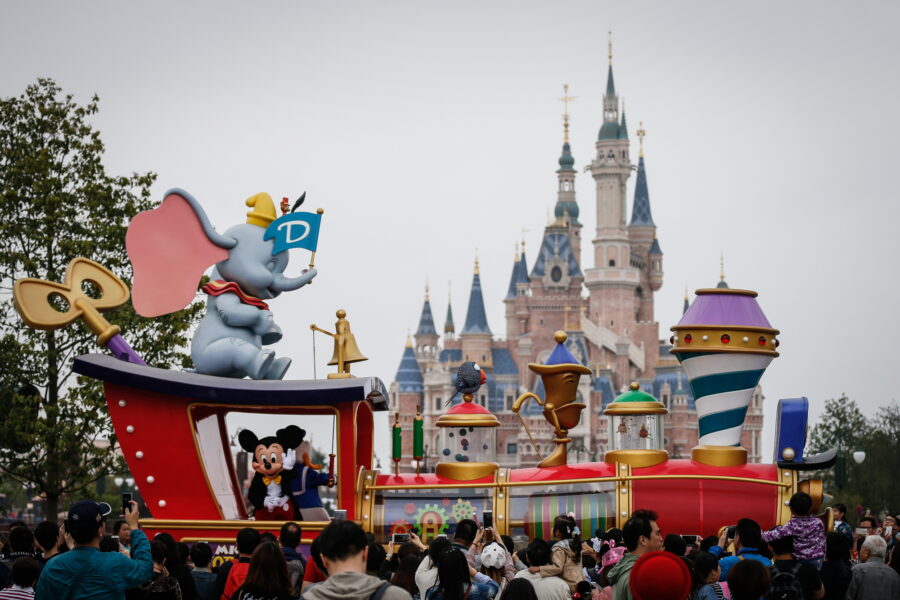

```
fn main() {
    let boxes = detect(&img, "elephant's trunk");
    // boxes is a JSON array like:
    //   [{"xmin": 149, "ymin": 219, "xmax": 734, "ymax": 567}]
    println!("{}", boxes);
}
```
[{"xmin": 270, "ymin": 268, "xmax": 317, "ymax": 292}]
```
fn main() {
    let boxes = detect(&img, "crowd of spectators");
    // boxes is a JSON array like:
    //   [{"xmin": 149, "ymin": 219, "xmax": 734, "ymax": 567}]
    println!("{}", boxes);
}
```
[{"xmin": 0, "ymin": 492, "xmax": 898, "ymax": 600}]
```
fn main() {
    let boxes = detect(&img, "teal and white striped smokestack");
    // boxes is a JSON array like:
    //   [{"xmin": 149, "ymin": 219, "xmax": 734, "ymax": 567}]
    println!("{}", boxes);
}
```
[{"xmin": 671, "ymin": 288, "xmax": 779, "ymax": 465}]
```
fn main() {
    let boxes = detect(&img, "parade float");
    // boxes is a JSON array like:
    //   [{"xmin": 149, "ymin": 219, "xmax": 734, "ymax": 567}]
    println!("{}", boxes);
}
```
[{"xmin": 13, "ymin": 188, "xmax": 836, "ymax": 552}]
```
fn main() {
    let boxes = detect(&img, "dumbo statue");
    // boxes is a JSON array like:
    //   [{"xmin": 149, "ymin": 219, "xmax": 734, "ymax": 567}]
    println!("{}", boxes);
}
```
[{"xmin": 126, "ymin": 188, "xmax": 317, "ymax": 379}]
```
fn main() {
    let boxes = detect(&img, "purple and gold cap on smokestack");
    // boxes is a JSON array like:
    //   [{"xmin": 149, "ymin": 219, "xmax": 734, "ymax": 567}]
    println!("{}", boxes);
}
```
[{"xmin": 671, "ymin": 288, "xmax": 779, "ymax": 466}]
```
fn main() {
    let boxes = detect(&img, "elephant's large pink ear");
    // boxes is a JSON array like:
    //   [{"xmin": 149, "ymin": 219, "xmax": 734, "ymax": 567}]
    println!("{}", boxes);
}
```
[{"xmin": 127, "ymin": 189, "xmax": 234, "ymax": 317}]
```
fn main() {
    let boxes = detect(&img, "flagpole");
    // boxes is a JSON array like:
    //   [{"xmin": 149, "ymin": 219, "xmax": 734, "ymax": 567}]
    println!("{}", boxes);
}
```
[{"xmin": 307, "ymin": 208, "xmax": 324, "ymax": 283}]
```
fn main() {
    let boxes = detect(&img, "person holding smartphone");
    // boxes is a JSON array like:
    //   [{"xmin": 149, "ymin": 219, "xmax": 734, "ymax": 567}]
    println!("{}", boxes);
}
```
[{"xmin": 35, "ymin": 499, "xmax": 151, "ymax": 599}]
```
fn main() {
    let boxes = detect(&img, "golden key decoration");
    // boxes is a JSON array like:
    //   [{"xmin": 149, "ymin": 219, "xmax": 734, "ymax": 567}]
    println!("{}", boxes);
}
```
[{"xmin": 14, "ymin": 257, "xmax": 131, "ymax": 347}]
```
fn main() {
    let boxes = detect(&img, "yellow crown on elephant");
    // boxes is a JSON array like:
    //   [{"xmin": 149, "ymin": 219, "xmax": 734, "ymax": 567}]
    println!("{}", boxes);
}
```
[{"xmin": 245, "ymin": 193, "xmax": 277, "ymax": 228}]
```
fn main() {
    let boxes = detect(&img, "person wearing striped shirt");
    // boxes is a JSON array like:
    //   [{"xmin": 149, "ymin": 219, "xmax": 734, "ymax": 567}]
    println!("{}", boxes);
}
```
[{"xmin": 0, "ymin": 557, "xmax": 39, "ymax": 599}]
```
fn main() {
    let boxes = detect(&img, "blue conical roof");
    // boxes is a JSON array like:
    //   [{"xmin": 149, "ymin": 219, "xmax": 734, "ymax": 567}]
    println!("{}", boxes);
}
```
[
  {"xmin": 649, "ymin": 238, "xmax": 662, "ymax": 255},
  {"xmin": 444, "ymin": 300, "xmax": 455, "ymax": 333},
  {"xmin": 545, "ymin": 340, "xmax": 582, "ymax": 366},
  {"xmin": 395, "ymin": 345, "xmax": 423, "ymax": 393},
  {"xmin": 629, "ymin": 156, "xmax": 654, "ymax": 226},
  {"xmin": 506, "ymin": 252, "xmax": 529, "ymax": 299},
  {"xmin": 618, "ymin": 110, "xmax": 629, "ymax": 140},
  {"xmin": 462, "ymin": 271, "xmax": 491, "ymax": 335},
  {"xmin": 606, "ymin": 64, "xmax": 616, "ymax": 97},
  {"xmin": 416, "ymin": 298, "xmax": 437, "ymax": 336}
]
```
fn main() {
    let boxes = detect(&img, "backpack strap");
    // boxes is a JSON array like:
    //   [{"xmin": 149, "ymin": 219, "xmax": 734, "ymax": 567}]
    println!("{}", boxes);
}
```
[
  {"xmin": 711, "ymin": 582, "xmax": 725, "ymax": 600},
  {"xmin": 370, "ymin": 581, "xmax": 392, "ymax": 600}
]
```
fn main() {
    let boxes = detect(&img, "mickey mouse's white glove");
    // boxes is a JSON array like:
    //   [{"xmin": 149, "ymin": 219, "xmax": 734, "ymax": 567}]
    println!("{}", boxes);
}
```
[
  {"xmin": 282, "ymin": 448, "xmax": 297, "ymax": 471},
  {"xmin": 263, "ymin": 496, "xmax": 279, "ymax": 509}
]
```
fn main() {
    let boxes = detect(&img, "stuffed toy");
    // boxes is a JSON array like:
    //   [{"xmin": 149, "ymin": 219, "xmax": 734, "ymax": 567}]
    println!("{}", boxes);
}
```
[{"xmin": 239, "ymin": 425, "xmax": 305, "ymax": 520}]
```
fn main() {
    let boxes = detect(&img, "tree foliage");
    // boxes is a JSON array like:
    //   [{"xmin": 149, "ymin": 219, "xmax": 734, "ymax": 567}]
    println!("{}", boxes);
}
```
[
  {"xmin": 0, "ymin": 79, "xmax": 204, "ymax": 521},
  {"xmin": 808, "ymin": 396, "xmax": 900, "ymax": 517}
]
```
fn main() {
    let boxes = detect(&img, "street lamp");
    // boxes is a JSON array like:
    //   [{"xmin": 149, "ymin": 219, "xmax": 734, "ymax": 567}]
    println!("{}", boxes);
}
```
[{"xmin": 852, "ymin": 451, "xmax": 866, "ymax": 464}]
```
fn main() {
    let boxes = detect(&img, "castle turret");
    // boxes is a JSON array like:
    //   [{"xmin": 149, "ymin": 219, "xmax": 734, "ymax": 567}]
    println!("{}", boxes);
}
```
[
  {"xmin": 461, "ymin": 258, "xmax": 492, "ymax": 365},
  {"xmin": 444, "ymin": 287, "xmax": 455, "ymax": 340},
  {"xmin": 504, "ymin": 245, "xmax": 529, "ymax": 339},
  {"xmin": 414, "ymin": 284, "xmax": 439, "ymax": 356}
]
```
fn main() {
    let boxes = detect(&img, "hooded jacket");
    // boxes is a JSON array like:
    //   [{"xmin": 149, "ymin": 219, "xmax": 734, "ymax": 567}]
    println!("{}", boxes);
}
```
[
  {"xmin": 606, "ymin": 552, "xmax": 639, "ymax": 600},
  {"xmin": 302, "ymin": 571, "xmax": 412, "ymax": 600},
  {"xmin": 538, "ymin": 540, "xmax": 583, "ymax": 592}
]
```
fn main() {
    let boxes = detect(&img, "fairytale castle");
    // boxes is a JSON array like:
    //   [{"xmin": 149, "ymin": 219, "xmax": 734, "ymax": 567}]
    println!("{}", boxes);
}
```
[{"xmin": 389, "ymin": 51, "xmax": 763, "ymax": 470}]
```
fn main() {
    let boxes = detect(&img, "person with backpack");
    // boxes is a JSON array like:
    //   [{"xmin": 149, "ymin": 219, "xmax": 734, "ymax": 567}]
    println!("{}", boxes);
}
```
[
  {"xmin": 302, "ymin": 521, "xmax": 412, "ymax": 600},
  {"xmin": 229, "ymin": 542, "xmax": 294, "ymax": 600},
  {"xmin": 766, "ymin": 536, "xmax": 823, "ymax": 600},
  {"xmin": 278, "ymin": 522, "xmax": 305, "ymax": 596}
]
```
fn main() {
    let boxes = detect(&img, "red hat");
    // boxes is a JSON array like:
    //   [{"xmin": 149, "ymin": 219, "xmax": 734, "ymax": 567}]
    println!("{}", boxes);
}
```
[{"xmin": 628, "ymin": 551, "xmax": 692, "ymax": 600}]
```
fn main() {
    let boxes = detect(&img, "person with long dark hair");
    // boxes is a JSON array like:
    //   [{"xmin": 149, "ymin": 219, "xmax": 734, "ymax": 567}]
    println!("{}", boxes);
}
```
[
  {"xmin": 689, "ymin": 551, "xmax": 728, "ymax": 600},
  {"xmin": 230, "ymin": 542, "xmax": 294, "ymax": 600},
  {"xmin": 154, "ymin": 533, "xmax": 198, "ymax": 600},
  {"xmin": 415, "ymin": 537, "xmax": 452, "ymax": 599},
  {"xmin": 391, "ymin": 554, "xmax": 423, "ymax": 599},
  {"xmin": 526, "ymin": 515, "xmax": 583, "ymax": 592},
  {"xmin": 425, "ymin": 548, "xmax": 498, "ymax": 600}
]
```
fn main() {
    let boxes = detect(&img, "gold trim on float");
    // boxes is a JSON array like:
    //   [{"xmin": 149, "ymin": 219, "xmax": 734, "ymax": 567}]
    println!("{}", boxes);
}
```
[
  {"xmin": 694, "ymin": 288, "xmax": 759, "ymax": 297},
  {"xmin": 435, "ymin": 461, "xmax": 499, "ymax": 481},
  {"xmin": 357, "ymin": 469, "xmax": 379, "ymax": 532},
  {"xmin": 493, "ymin": 468, "xmax": 511, "ymax": 536},
  {"xmin": 691, "ymin": 445, "xmax": 748, "ymax": 467},
  {"xmin": 798, "ymin": 479, "xmax": 824, "ymax": 513},
  {"xmin": 776, "ymin": 469, "xmax": 796, "ymax": 525},
  {"xmin": 434, "ymin": 414, "xmax": 500, "ymax": 427},
  {"xmin": 364, "ymin": 473, "xmax": 791, "ymax": 491},
  {"xmin": 604, "ymin": 449, "xmax": 669, "ymax": 468},
  {"xmin": 614, "ymin": 463, "xmax": 632, "ymax": 529},
  {"xmin": 603, "ymin": 401, "xmax": 668, "ymax": 416}
]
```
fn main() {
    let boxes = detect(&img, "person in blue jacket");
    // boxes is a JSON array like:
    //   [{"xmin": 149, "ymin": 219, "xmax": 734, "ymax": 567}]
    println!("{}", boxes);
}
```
[
  {"xmin": 35, "ymin": 499, "xmax": 152, "ymax": 600},
  {"xmin": 290, "ymin": 440, "xmax": 335, "ymax": 521}
]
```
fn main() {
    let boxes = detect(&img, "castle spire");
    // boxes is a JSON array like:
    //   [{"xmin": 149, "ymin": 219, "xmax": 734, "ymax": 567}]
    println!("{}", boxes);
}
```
[
  {"xmin": 462, "ymin": 261, "xmax": 491, "ymax": 335},
  {"xmin": 717, "ymin": 253, "xmax": 730, "ymax": 289},
  {"xmin": 683, "ymin": 288, "xmax": 690, "ymax": 314},
  {"xmin": 618, "ymin": 99, "xmax": 629, "ymax": 140},
  {"xmin": 444, "ymin": 282, "xmax": 455, "ymax": 336},
  {"xmin": 506, "ymin": 243, "xmax": 529, "ymax": 299},
  {"xmin": 629, "ymin": 147, "xmax": 654, "ymax": 226},
  {"xmin": 415, "ymin": 285, "xmax": 437, "ymax": 336}
]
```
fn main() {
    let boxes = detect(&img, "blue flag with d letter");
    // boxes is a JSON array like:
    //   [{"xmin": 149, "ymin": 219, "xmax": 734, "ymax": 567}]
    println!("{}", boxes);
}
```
[{"xmin": 264, "ymin": 211, "xmax": 322, "ymax": 255}]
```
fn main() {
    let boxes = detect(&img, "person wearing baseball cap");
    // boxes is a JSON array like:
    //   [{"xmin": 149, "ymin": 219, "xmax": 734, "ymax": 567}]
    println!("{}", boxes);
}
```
[{"xmin": 35, "ymin": 499, "xmax": 152, "ymax": 599}]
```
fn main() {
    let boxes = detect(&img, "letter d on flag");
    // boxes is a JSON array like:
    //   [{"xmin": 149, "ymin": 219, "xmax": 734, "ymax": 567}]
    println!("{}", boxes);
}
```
[{"xmin": 264, "ymin": 211, "xmax": 322, "ymax": 255}]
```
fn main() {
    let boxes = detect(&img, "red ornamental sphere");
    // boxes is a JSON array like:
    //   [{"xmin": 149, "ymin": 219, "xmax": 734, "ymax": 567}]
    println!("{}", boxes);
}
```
[
  {"xmin": 683, "ymin": 334, "xmax": 692, "ymax": 344},
  {"xmin": 721, "ymin": 334, "xmax": 731, "ymax": 344},
  {"xmin": 629, "ymin": 551, "xmax": 692, "ymax": 600},
  {"xmin": 758, "ymin": 336, "xmax": 766, "ymax": 346}
]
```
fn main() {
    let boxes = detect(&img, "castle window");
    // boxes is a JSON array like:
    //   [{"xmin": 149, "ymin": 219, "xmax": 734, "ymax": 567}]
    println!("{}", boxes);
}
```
[
  {"xmin": 435, "ymin": 396, "xmax": 442, "ymax": 410},
  {"xmin": 506, "ymin": 443, "xmax": 518, "ymax": 454},
  {"xmin": 608, "ymin": 259, "xmax": 616, "ymax": 267},
  {"xmin": 506, "ymin": 394, "xmax": 514, "ymax": 410},
  {"xmin": 479, "ymin": 394, "xmax": 487, "ymax": 406},
  {"xmin": 550, "ymin": 266, "xmax": 563, "ymax": 283}
]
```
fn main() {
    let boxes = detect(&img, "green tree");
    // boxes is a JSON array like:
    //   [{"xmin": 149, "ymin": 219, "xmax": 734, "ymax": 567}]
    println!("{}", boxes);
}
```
[
  {"xmin": 0, "ymin": 79, "xmax": 203, "ymax": 521},
  {"xmin": 807, "ymin": 396, "xmax": 869, "ymax": 512},
  {"xmin": 864, "ymin": 402, "xmax": 900, "ymax": 513}
]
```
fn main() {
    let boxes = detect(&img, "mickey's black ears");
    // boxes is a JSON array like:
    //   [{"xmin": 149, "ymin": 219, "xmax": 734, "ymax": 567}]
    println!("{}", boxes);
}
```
[
  {"xmin": 238, "ymin": 429, "xmax": 260, "ymax": 453},
  {"xmin": 277, "ymin": 425, "xmax": 305, "ymax": 449}
]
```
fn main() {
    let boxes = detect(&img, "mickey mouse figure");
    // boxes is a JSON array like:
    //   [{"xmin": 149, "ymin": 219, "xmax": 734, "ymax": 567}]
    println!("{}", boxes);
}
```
[{"xmin": 239, "ymin": 425, "xmax": 304, "ymax": 520}]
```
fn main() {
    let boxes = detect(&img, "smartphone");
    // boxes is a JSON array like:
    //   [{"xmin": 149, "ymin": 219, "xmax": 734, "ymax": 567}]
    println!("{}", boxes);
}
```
[
  {"xmin": 333, "ymin": 509, "xmax": 347, "ymax": 521},
  {"xmin": 726, "ymin": 526, "xmax": 737, "ymax": 539},
  {"xmin": 855, "ymin": 528, "xmax": 869, "ymax": 535},
  {"xmin": 392, "ymin": 533, "xmax": 410, "ymax": 544},
  {"xmin": 111, "ymin": 535, "xmax": 119, "ymax": 543},
  {"xmin": 483, "ymin": 510, "xmax": 493, "ymax": 529},
  {"xmin": 121, "ymin": 493, "xmax": 133, "ymax": 517},
  {"xmin": 886, "ymin": 526, "xmax": 893, "ymax": 536},
  {"xmin": 681, "ymin": 535, "xmax": 698, "ymax": 545},
  {"xmin": 436, "ymin": 534, "xmax": 447, "ymax": 539}
]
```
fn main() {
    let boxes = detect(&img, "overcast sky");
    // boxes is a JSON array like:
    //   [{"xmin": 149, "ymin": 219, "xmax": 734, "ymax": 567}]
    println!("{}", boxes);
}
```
[{"xmin": 3, "ymin": 1, "xmax": 898, "ymax": 465}]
